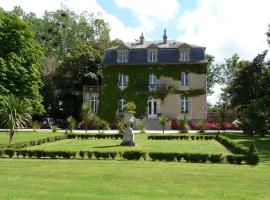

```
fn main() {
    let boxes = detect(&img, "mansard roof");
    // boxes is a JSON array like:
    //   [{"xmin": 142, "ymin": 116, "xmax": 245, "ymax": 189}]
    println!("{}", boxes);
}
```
[{"xmin": 103, "ymin": 40, "xmax": 207, "ymax": 65}]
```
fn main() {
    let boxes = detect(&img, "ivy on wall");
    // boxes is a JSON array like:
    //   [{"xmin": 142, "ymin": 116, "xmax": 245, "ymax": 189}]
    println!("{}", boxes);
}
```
[{"xmin": 98, "ymin": 64, "xmax": 207, "ymax": 122}]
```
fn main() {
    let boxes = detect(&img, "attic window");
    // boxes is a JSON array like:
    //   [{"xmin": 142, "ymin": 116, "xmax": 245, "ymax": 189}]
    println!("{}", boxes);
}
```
[
  {"xmin": 179, "ymin": 48, "xmax": 190, "ymax": 62},
  {"xmin": 147, "ymin": 49, "xmax": 158, "ymax": 62},
  {"xmin": 117, "ymin": 50, "xmax": 128, "ymax": 63}
]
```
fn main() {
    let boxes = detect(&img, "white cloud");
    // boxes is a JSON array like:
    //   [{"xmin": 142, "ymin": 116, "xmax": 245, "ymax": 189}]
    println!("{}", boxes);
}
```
[
  {"xmin": 114, "ymin": 0, "xmax": 180, "ymax": 22},
  {"xmin": 177, "ymin": 0, "xmax": 270, "ymax": 62}
]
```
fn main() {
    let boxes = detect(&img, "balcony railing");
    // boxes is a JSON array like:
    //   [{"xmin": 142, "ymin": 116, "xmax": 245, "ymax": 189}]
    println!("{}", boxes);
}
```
[
  {"xmin": 83, "ymin": 85, "xmax": 101, "ymax": 92},
  {"xmin": 148, "ymin": 84, "xmax": 166, "ymax": 92}
]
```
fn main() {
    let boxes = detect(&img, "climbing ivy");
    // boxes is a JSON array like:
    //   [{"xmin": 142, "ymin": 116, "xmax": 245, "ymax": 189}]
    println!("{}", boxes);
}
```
[{"xmin": 99, "ymin": 64, "xmax": 207, "ymax": 122}]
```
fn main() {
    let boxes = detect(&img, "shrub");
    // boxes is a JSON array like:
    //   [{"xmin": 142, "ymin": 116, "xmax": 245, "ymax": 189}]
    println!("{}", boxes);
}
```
[
  {"xmin": 190, "ymin": 135, "xmax": 195, "ymax": 140},
  {"xmin": 30, "ymin": 120, "xmax": 40, "ymax": 132},
  {"xmin": 178, "ymin": 115, "xmax": 188, "ymax": 133},
  {"xmin": 138, "ymin": 121, "xmax": 147, "ymax": 134},
  {"xmin": 67, "ymin": 116, "xmax": 77, "ymax": 133},
  {"xmin": 198, "ymin": 120, "xmax": 206, "ymax": 133},
  {"xmin": 52, "ymin": 125, "xmax": 58, "ymax": 132},
  {"xmin": 86, "ymin": 151, "xmax": 94, "ymax": 159},
  {"xmin": 4, "ymin": 149, "xmax": 15, "ymax": 158},
  {"xmin": 175, "ymin": 153, "xmax": 183, "ymax": 161},
  {"xmin": 159, "ymin": 117, "xmax": 169, "ymax": 134},
  {"xmin": 183, "ymin": 153, "xmax": 190, "ymax": 162},
  {"xmin": 216, "ymin": 135, "xmax": 248, "ymax": 154},
  {"xmin": 246, "ymin": 142, "xmax": 259, "ymax": 165},
  {"xmin": 121, "ymin": 151, "xmax": 144, "ymax": 160},
  {"xmin": 20, "ymin": 150, "xmax": 28, "ymax": 158},
  {"xmin": 79, "ymin": 151, "xmax": 85, "ymax": 159},
  {"xmin": 35, "ymin": 150, "xmax": 46, "ymax": 158},
  {"xmin": 115, "ymin": 120, "xmax": 125, "ymax": 134},
  {"xmin": 148, "ymin": 152, "xmax": 176, "ymax": 161},
  {"xmin": 226, "ymin": 154, "xmax": 246, "ymax": 164},
  {"xmin": 209, "ymin": 154, "xmax": 224, "ymax": 163},
  {"xmin": 109, "ymin": 152, "xmax": 117, "ymax": 160}
]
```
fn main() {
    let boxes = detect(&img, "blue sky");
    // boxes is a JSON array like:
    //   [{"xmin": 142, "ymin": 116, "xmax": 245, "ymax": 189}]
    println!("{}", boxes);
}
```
[{"xmin": 0, "ymin": 0, "xmax": 270, "ymax": 103}]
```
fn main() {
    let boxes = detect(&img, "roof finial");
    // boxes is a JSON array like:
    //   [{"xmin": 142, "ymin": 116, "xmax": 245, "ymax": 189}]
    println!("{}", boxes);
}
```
[
  {"xmin": 140, "ymin": 32, "xmax": 144, "ymax": 44},
  {"xmin": 163, "ymin": 28, "xmax": 167, "ymax": 44}
]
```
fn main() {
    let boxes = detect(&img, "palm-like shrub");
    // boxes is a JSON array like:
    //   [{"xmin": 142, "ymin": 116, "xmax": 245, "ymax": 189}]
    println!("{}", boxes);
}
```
[
  {"xmin": 198, "ymin": 120, "xmax": 206, "ymax": 133},
  {"xmin": 138, "ymin": 121, "xmax": 147, "ymax": 134},
  {"xmin": 95, "ymin": 117, "xmax": 109, "ymax": 134},
  {"xmin": 159, "ymin": 117, "xmax": 169, "ymax": 134},
  {"xmin": 0, "ymin": 95, "xmax": 32, "ymax": 144},
  {"xmin": 30, "ymin": 120, "xmax": 40, "ymax": 132},
  {"xmin": 81, "ymin": 105, "xmax": 93, "ymax": 133},
  {"xmin": 178, "ymin": 115, "xmax": 188, "ymax": 133},
  {"xmin": 115, "ymin": 120, "xmax": 125, "ymax": 134},
  {"xmin": 67, "ymin": 116, "xmax": 76, "ymax": 133}
]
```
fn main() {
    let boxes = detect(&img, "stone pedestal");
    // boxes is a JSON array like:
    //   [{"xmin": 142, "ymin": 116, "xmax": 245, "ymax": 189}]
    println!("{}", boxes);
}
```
[{"xmin": 120, "ymin": 111, "xmax": 136, "ymax": 146}]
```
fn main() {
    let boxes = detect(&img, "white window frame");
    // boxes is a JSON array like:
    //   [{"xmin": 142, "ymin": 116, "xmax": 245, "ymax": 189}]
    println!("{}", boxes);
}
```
[
  {"xmin": 148, "ymin": 74, "xmax": 157, "ymax": 91},
  {"xmin": 90, "ymin": 95, "xmax": 99, "ymax": 114},
  {"xmin": 117, "ymin": 50, "xmax": 128, "ymax": 63},
  {"xmin": 118, "ymin": 98, "xmax": 126, "ymax": 113},
  {"xmin": 118, "ymin": 74, "xmax": 128, "ymax": 90},
  {"xmin": 180, "ymin": 96, "xmax": 189, "ymax": 114},
  {"xmin": 180, "ymin": 72, "xmax": 189, "ymax": 87},
  {"xmin": 179, "ymin": 49, "xmax": 190, "ymax": 62},
  {"xmin": 147, "ymin": 49, "xmax": 158, "ymax": 62}
]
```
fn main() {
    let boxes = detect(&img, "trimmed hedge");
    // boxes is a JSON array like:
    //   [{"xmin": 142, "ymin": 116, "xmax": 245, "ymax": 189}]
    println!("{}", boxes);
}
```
[
  {"xmin": 0, "ymin": 135, "xmax": 67, "ymax": 150},
  {"xmin": 121, "ymin": 151, "xmax": 146, "ymax": 160},
  {"xmin": 226, "ymin": 154, "xmax": 246, "ymax": 164},
  {"xmin": 67, "ymin": 133, "xmax": 123, "ymax": 140},
  {"xmin": 14, "ymin": 150, "xmax": 76, "ymax": 159},
  {"xmin": 148, "ymin": 135, "xmax": 214, "ymax": 140},
  {"xmin": 209, "ymin": 154, "xmax": 224, "ymax": 163},
  {"xmin": 216, "ymin": 135, "xmax": 248, "ymax": 154}
]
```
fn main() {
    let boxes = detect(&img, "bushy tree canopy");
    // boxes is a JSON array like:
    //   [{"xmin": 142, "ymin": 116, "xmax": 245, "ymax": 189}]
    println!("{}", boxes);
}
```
[{"xmin": 0, "ymin": 10, "xmax": 44, "ymax": 113}]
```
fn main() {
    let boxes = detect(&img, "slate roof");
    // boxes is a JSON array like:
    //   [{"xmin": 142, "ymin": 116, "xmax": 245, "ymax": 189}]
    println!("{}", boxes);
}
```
[{"xmin": 103, "ymin": 40, "xmax": 207, "ymax": 65}]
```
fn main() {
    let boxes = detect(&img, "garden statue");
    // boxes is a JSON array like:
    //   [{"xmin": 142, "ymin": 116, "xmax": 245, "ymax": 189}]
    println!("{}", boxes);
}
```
[{"xmin": 120, "ymin": 102, "xmax": 136, "ymax": 146}]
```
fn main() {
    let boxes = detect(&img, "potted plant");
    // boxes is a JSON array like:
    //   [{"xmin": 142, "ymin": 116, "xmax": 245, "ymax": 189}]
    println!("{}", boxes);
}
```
[{"xmin": 123, "ymin": 102, "xmax": 136, "ymax": 126}]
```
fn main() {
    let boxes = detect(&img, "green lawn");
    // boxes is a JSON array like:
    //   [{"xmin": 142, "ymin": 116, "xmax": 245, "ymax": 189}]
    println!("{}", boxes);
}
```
[
  {"xmin": 0, "ymin": 131, "xmax": 65, "ymax": 144},
  {"xmin": 221, "ymin": 133, "xmax": 270, "ymax": 163},
  {"xmin": 0, "ymin": 159, "xmax": 269, "ymax": 200},
  {"xmin": 25, "ymin": 134, "xmax": 231, "ymax": 154}
]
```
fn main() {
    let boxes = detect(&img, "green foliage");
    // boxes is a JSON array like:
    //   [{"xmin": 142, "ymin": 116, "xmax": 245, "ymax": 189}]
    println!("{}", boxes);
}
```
[
  {"xmin": 4, "ymin": 149, "xmax": 15, "ymax": 158},
  {"xmin": 95, "ymin": 117, "xmax": 109, "ymax": 134},
  {"xmin": 178, "ymin": 115, "xmax": 188, "ymax": 133},
  {"xmin": 216, "ymin": 135, "xmax": 248, "ymax": 154},
  {"xmin": 0, "ymin": 10, "xmax": 44, "ymax": 113},
  {"xmin": 99, "ymin": 64, "xmax": 206, "ymax": 122},
  {"xmin": 30, "ymin": 121, "xmax": 40, "ymax": 132},
  {"xmin": 67, "ymin": 116, "xmax": 76, "ymax": 133},
  {"xmin": 115, "ymin": 120, "xmax": 125, "ymax": 134},
  {"xmin": 123, "ymin": 101, "xmax": 136, "ymax": 112},
  {"xmin": 81, "ymin": 104, "xmax": 93, "ymax": 133},
  {"xmin": 52, "ymin": 125, "xmax": 58, "ymax": 132},
  {"xmin": 138, "ymin": 121, "xmax": 147, "ymax": 134},
  {"xmin": 206, "ymin": 54, "xmax": 222, "ymax": 95},
  {"xmin": 198, "ymin": 120, "xmax": 206, "ymax": 133},
  {"xmin": 0, "ymin": 95, "xmax": 32, "ymax": 144},
  {"xmin": 121, "ymin": 151, "xmax": 145, "ymax": 160},
  {"xmin": 147, "ymin": 135, "xmax": 213, "ymax": 140},
  {"xmin": 159, "ymin": 117, "xmax": 169, "ymax": 134},
  {"xmin": 246, "ymin": 143, "xmax": 259, "ymax": 165},
  {"xmin": 149, "ymin": 152, "xmax": 176, "ymax": 161},
  {"xmin": 226, "ymin": 154, "xmax": 246, "ymax": 164},
  {"xmin": 209, "ymin": 154, "xmax": 224, "ymax": 163}
]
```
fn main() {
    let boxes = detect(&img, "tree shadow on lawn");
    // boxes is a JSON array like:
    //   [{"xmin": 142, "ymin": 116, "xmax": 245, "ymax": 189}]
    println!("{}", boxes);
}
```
[{"xmin": 93, "ymin": 145, "xmax": 121, "ymax": 148}]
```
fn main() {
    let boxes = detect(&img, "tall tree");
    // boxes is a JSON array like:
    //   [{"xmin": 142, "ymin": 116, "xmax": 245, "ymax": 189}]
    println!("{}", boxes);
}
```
[
  {"xmin": 0, "ymin": 10, "xmax": 44, "ymax": 113},
  {"xmin": 226, "ymin": 50, "xmax": 269, "ymax": 136},
  {"xmin": 206, "ymin": 54, "xmax": 221, "ymax": 95}
]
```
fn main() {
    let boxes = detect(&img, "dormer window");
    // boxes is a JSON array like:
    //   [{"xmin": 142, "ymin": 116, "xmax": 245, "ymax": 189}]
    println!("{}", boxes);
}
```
[
  {"xmin": 179, "ymin": 48, "xmax": 190, "ymax": 62},
  {"xmin": 117, "ymin": 50, "xmax": 128, "ymax": 63},
  {"xmin": 147, "ymin": 49, "xmax": 158, "ymax": 62}
]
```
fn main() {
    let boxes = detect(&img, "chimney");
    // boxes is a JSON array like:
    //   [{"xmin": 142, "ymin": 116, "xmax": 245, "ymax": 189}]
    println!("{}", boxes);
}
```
[
  {"xmin": 139, "ymin": 32, "xmax": 144, "ymax": 44},
  {"xmin": 163, "ymin": 28, "xmax": 167, "ymax": 44}
]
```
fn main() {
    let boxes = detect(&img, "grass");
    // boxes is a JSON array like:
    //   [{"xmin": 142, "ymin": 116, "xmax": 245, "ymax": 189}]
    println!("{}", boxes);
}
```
[
  {"xmin": 25, "ymin": 134, "xmax": 231, "ymax": 154},
  {"xmin": 221, "ymin": 133, "xmax": 270, "ymax": 163},
  {"xmin": 1, "ymin": 132, "xmax": 270, "ymax": 199},
  {"xmin": 0, "ymin": 131, "xmax": 65, "ymax": 144},
  {"xmin": 0, "ymin": 159, "xmax": 270, "ymax": 200}
]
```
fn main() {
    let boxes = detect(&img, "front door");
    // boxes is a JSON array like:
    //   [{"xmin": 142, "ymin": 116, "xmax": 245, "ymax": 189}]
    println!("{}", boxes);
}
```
[{"xmin": 148, "ymin": 98, "xmax": 157, "ymax": 119}]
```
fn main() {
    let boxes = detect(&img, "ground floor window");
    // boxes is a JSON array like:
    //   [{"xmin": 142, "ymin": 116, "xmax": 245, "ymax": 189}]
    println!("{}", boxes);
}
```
[
  {"xmin": 90, "ymin": 95, "xmax": 99, "ymax": 113},
  {"xmin": 118, "ymin": 98, "xmax": 126, "ymax": 113},
  {"xmin": 180, "ymin": 96, "xmax": 189, "ymax": 113}
]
